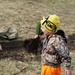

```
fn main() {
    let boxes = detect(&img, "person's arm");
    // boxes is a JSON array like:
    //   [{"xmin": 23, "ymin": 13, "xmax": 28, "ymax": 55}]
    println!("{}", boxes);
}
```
[{"xmin": 56, "ymin": 38, "xmax": 71, "ymax": 75}]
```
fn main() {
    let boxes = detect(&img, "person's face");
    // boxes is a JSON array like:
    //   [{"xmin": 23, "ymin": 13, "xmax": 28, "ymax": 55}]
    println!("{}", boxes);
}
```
[{"xmin": 41, "ymin": 26, "xmax": 51, "ymax": 36}]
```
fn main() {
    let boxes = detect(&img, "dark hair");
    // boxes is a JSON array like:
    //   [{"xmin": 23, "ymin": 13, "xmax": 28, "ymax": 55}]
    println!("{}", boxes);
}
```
[{"xmin": 55, "ymin": 30, "xmax": 67, "ymax": 43}]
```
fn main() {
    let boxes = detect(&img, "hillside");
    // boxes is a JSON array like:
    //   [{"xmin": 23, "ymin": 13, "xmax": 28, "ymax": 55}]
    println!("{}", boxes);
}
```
[{"xmin": 0, "ymin": 0, "xmax": 75, "ymax": 75}]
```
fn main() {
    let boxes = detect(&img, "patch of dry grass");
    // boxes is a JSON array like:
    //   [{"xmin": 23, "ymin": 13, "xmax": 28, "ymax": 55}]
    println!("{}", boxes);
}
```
[{"xmin": 0, "ymin": 0, "xmax": 75, "ymax": 75}]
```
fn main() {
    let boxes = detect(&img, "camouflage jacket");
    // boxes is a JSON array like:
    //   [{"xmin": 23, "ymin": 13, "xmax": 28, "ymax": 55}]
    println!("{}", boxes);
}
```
[{"xmin": 41, "ymin": 34, "xmax": 71, "ymax": 69}]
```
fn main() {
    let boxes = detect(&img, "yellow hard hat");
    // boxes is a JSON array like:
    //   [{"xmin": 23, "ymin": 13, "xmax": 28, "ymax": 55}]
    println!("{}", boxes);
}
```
[{"xmin": 41, "ymin": 14, "xmax": 60, "ymax": 33}]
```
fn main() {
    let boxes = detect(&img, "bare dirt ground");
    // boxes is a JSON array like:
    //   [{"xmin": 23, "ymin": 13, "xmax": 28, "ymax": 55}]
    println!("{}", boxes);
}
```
[{"xmin": 0, "ymin": 0, "xmax": 75, "ymax": 75}]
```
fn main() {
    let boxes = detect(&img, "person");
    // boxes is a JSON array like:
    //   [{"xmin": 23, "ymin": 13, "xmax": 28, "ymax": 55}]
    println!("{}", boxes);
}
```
[
  {"xmin": 35, "ymin": 17, "xmax": 67, "ymax": 43},
  {"xmin": 0, "ymin": 44, "xmax": 2, "ymax": 50},
  {"xmin": 37, "ymin": 14, "xmax": 71, "ymax": 75}
]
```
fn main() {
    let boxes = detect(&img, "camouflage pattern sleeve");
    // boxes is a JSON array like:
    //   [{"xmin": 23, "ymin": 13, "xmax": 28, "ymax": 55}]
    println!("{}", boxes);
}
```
[{"xmin": 55, "ymin": 37, "xmax": 71, "ymax": 69}]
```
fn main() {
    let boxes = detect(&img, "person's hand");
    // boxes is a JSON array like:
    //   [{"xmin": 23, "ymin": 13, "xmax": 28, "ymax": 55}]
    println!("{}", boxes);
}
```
[
  {"xmin": 34, "ymin": 35, "xmax": 39, "ymax": 38},
  {"xmin": 34, "ymin": 35, "xmax": 41, "ymax": 38},
  {"xmin": 65, "ymin": 69, "xmax": 72, "ymax": 75}
]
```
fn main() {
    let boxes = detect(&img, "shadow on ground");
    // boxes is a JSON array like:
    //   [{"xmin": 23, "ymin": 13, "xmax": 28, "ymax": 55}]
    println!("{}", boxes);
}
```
[
  {"xmin": 68, "ymin": 33, "xmax": 75, "ymax": 51},
  {"xmin": 0, "ymin": 38, "xmax": 42, "ymax": 62},
  {"xmin": 0, "ymin": 39, "xmax": 25, "ymax": 61},
  {"xmin": 0, "ymin": 33, "xmax": 75, "ymax": 61}
]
